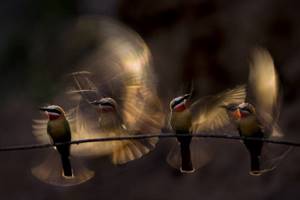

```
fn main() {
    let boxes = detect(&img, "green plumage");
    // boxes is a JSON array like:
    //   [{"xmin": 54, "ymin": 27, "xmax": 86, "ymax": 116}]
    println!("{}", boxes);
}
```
[
  {"xmin": 238, "ymin": 115, "xmax": 263, "ymax": 174},
  {"xmin": 170, "ymin": 110, "xmax": 194, "ymax": 172},
  {"xmin": 47, "ymin": 117, "xmax": 72, "ymax": 177}
]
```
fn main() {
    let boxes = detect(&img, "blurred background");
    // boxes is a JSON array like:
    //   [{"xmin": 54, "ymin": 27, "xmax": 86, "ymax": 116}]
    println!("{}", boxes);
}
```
[{"xmin": 1, "ymin": 0, "xmax": 300, "ymax": 199}]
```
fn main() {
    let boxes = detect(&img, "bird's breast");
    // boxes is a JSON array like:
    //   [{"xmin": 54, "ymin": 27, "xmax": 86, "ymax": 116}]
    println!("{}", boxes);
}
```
[
  {"xmin": 239, "ymin": 116, "xmax": 261, "ymax": 137},
  {"xmin": 170, "ymin": 110, "xmax": 192, "ymax": 132},
  {"xmin": 47, "ymin": 119, "xmax": 71, "ymax": 142},
  {"xmin": 98, "ymin": 112, "xmax": 122, "ymax": 131}
]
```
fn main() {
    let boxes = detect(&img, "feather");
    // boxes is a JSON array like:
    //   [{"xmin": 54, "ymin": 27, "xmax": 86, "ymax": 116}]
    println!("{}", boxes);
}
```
[
  {"xmin": 247, "ymin": 48, "xmax": 282, "ymax": 138},
  {"xmin": 190, "ymin": 85, "xmax": 246, "ymax": 134},
  {"xmin": 31, "ymin": 149, "xmax": 94, "ymax": 186},
  {"xmin": 62, "ymin": 18, "xmax": 164, "ymax": 163}
]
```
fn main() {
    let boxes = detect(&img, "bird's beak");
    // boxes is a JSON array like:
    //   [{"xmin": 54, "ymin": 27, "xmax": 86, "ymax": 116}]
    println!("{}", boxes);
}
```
[
  {"xmin": 90, "ymin": 101, "xmax": 100, "ymax": 106},
  {"xmin": 183, "ymin": 93, "xmax": 191, "ymax": 100},
  {"xmin": 233, "ymin": 109, "xmax": 241, "ymax": 119}
]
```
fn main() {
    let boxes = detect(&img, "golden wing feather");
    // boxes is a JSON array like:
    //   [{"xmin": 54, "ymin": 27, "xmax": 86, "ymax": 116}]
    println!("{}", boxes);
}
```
[
  {"xmin": 190, "ymin": 85, "xmax": 246, "ymax": 134},
  {"xmin": 247, "ymin": 48, "xmax": 281, "ymax": 137},
  {"xmin": 66, "ymin": 18, "xmax": 164, "ymax": 163}
]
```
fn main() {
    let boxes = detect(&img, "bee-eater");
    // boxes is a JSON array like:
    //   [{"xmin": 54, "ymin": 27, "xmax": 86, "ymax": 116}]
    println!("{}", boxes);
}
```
[
  {"xmin": 169, "ymin": 94, "xmax": 194, "ymax": 173},
  {"xmin": 67, "ymin": 71, "xmax": 162, "ymax": 164},
  {"xmin": 32, "ymin": 105, "xmax": 95, "ymax": 186},
  {"xmin": 227, "ymin": 102, "xmax": 266, "ymax": 175},
  {"xmin": 88, "ymin": 97, "xmax": 158, "ymax": 164},
  {"xmin": 168, "ymin": 86, "xmax": 246, "ymax": 173},
  {"xmin": 39, "ymin": 105, "xmax": 73, "ymax": 177},
  {"xmin": 225, "ymin": 48, "xmax": 289, "ymax": 176}
]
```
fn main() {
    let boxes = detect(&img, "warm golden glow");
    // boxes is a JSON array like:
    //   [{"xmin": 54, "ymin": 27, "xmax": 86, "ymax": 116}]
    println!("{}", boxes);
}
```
[
  {"xmin": 31, "ymin": 149, "xmax": 94, "ymax": 186},
  {"xmin": 248, "ymin": 48, "xmax": 280, "ymax": 135},
  {"xmin": 32, "ymin": 17, "xmax": 164, "ymax": 166},
  {"xmin": 249, "ymin": 48, "xmax": 278, "ymax": 114},
  {"xmin": 190, "ymin": 86, "xmax": 246, "ymax": 133}
]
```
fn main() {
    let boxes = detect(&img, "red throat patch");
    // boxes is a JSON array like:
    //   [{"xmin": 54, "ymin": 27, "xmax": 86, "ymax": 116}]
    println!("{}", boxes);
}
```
[
  {"xmin": 174, "ymin": 102, "xmax": 187, "ymax": 112},
  {"xmin": 97, "ymin": 106, "xmax": 115, "ymax": 113},
  {"xmin": 233, "ymin": 109, "xmax": 241, "ymax": 120},
  {"xmin": 47, "ymin": 112, "xmax": 61, "ymax": 120}
]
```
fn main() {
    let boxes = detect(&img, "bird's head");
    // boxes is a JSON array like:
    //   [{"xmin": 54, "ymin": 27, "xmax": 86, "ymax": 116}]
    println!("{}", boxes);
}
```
[
  {"xmin": 170, "ymin": 94, "xmax": 191, "ymax": 112},
  {"xmin": 39, "ymin": 105, "xmax": 65, "ymax": 121},
  {"xmin": 225, "ymin": 103, "xmax": 256, "ymax": 121},
  {"xmin": 91, "ymin": 97, "xmax": 117, "ymax": 113}
]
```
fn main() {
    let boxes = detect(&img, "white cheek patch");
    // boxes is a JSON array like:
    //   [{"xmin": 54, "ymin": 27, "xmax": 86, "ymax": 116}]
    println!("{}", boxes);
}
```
[{"xmin": 47, "ymin": 111, "xmax": 60, "ymax": 117}]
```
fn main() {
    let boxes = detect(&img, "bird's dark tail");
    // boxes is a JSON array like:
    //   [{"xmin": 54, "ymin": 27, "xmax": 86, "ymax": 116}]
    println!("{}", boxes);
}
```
[
  {"xmin": 249, "ymin": 154, "xmax": 261, "ymax": 176},
  {"xmin": 179, "ymin": 136, "xmax": 194, "ymax": 173},
  {"xmin": 60, "ymin": 155, "xmax": 73, "ymax": 177},
  {"xmin": 244, "ymin": 139, "xmax": 263, "ymax": 176}
]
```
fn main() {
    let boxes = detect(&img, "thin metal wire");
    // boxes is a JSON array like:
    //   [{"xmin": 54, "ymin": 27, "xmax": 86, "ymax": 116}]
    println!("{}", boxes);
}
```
[{"xmin": 0, "ymin": 133, "xmax": 299, "ymax": 152}]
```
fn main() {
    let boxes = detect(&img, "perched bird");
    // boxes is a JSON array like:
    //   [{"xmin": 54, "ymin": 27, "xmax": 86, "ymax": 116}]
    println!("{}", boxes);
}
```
[
  {"xmin": 168, "ymin": 86, "xmax": 246, "ymax": 173},
  {"xmin": 226, "ymin": 103, "xmax": 264, "ymax": 175},
  {"xmin": 224, "ymin": 48, "xmax": 290, "ymax": 176},
  {"xmin": 39, "ymin": 105, "xmax": 73, "ymax": 177},
  {"xmin": 169, "ymin": 94, "xmax": 194, "ymax": 173},
  {"xmin": 32, "ymin": 105, "xmax": 94, "ymax": 186}
]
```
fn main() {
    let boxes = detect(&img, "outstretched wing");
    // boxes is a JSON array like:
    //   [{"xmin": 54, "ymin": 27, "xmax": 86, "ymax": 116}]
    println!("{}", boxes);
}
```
[
  {"xmin": 190, "ymin": 85, "xmax": 246, "ymax": 134},
  {"xmin": 66, "ymin": 18, "xmax": 164, "ymax": 163},
  {"xmin": 247, "ymin": 48, "xmax": 282, "ymax": 138}
]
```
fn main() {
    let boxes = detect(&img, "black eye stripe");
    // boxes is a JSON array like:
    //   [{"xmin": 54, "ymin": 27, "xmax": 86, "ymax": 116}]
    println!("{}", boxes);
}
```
[
  {"xmin": 100, "ymin": 102, "xmax": 114, "ymax": 107},
  {"xmin": 49, "ymin": 109, "xmax": 61, "ymax": 114},
  {"xmin": 226, "ymin": 104, "xmax": 237, "ymax": 111},
  {"xmin": 171, "ymin": 99, "xmax": 184, "ymax": 109},
  {"xmin": 241, "ymin": 108, "xmax": 251, "ymax": 113}
]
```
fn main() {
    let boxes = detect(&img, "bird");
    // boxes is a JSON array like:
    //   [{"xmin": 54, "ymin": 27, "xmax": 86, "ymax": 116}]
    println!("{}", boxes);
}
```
[
  {"xmin": 39, "ymin": 105, "xmax": 73, "ymax": 177},
  {"xmin": 32, "ymin": 105, "xmax": 94, "ymax": 186},
  {"xmin": 168, "ymin": 86, "xmax": 246, "ymax": 173},
  {"xmin": 68, "ymin": 71, "xmax": 163, "ymax": 165},
  {"xmin": 61, "ymin": 18, "xmax": 164, "ymax": 164},
  {"xmin": 169, "ymin": 94, "xmax": 194, "ymax": 173},
  {"xmin": 224, "ymin": 48, "xmax": 290, "ymax": 176}
]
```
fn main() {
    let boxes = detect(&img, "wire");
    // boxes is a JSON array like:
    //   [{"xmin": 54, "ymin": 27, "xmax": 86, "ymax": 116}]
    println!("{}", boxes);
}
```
[{"xmin": 0, "ymin": 133, "xmax": 299, "ymax": 152}]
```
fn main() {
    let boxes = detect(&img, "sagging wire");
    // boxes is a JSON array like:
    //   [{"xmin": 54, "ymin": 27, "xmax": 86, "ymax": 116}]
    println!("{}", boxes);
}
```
[{"xmin": 0, "ymin": 133, "xmax": 299, "ymax": 152}]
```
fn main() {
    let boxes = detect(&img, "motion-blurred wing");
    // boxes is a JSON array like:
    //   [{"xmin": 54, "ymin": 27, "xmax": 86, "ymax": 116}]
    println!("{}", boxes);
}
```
[
  {"xmin": 67, "ymin": 71, "xmax": 99, "ymax": 104},
  {"xmin": 32, "ymin": 119, "xmax": 51, "ymax": 144},
  {"xmin": 67, "ymin": 18, "xmax": 164, "ymax": 163},
  {"xmin": 32, "ymin": 108, "xmax": 95, "ymax": 149},
  {"xmin": 32, "ymin": 114, "xmax": 94, "ymax": 186},
  {"xmin": 32, "ymin": 149, "xmax": 94, "ymax": 186},
  {"xmin": 247, "ymin": 48, "xmax": 281, "ymax": 137},
  {"xmin": 190, "ymin": 85, "xmax": 246, "ymax": 134}
]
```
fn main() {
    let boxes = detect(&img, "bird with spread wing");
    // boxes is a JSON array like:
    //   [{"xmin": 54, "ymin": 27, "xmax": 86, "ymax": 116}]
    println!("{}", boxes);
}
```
[
  {"xmin": 167, "ymin": 85, "xmax": 245, "ymax": 173},
  {"xmin": 32, "ymin": 105, "xmax": 94, "ymax": 186},
  {"xmin": 32, "ymin": 17, "xmax": 164, "ymax": 185},
  {"xmin": 68, "ymin": 70, "xmax": 163, "ymax": 164},
  {"xmin": 224, "ymin": 48, "xmax": 291, "ymax": 176},
  {"xmin": 168, "ymin": 48, "xmax": 290, "ymax": 175}
]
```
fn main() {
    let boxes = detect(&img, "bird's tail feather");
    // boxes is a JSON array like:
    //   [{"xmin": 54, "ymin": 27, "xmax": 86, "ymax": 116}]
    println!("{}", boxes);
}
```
[
  {"xmin": 180, "ymin": 140, "xmax": 194, "ymax": 173},
  {"xmin": 167, "ymin": 138, "xmax": 211, "ymax": 173},
  {"xmin": 111, "ymin": 137, "xmax": 158, "ymax": 164},
  {"xmin": 61, "ymin": 155, "xmax": 73, "ymax": 177},
  {"xmin": 249, "ymin": 154, "xmax": 261, "ymax": 176}
]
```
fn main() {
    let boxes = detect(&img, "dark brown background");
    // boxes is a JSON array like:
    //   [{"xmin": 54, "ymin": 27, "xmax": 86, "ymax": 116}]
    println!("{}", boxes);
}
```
[{"xmin": 1, "ymin": 0, "xmax": 300, "ymax": 199}]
